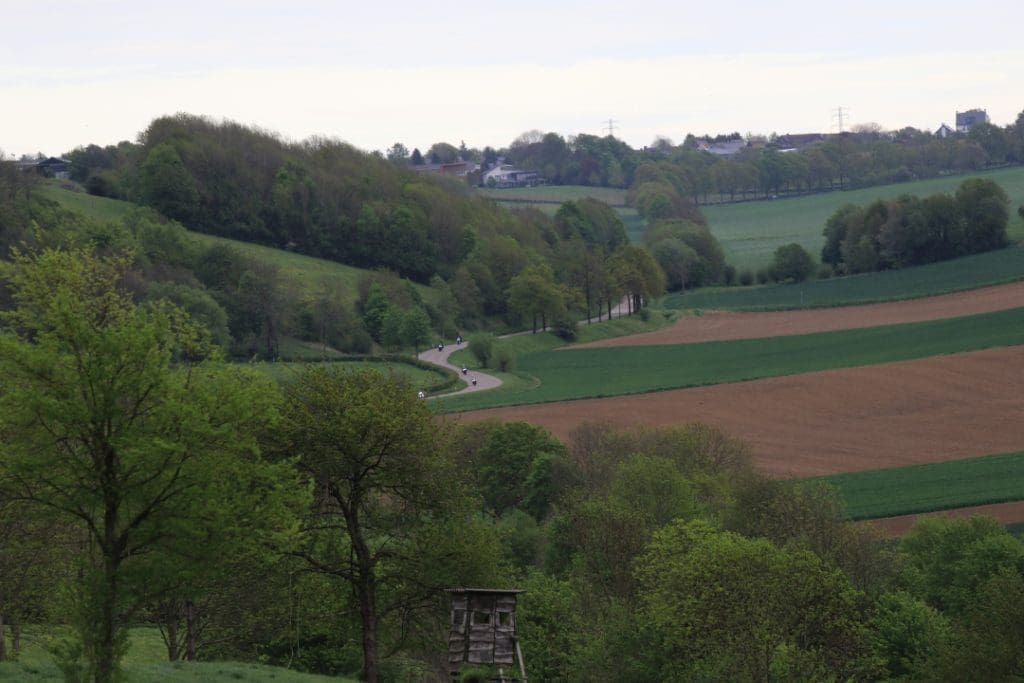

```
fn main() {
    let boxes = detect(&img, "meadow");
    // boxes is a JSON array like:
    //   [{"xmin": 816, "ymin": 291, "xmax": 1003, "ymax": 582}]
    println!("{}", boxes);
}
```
[
  {"xmin": 819, "ymin": 451, "xmax": 1024, "ymax": 520},
  {"xmin": 435, "ymin": 306, "xmax": 1024, "ymax": 411},
  {"xmin": 38, "ymin": 183, "xmax": 434, "ymax": 307},
  {"xmin": 477, "ymin": 167, "xmax": 1024, "ymax": 269},
  {"xmin": 663, "ymin": 245, "xmax": 1024, "ymax": 311},
  {"xmin": 0, "ymin": 626, "xmax": 351, "ymax": 682},
  {"xmin": 703, "ymin": 166, "xmax": 1024, "ymax": 270},
  {"xmin": 253, "ymin": 357, "xmax": 454, "ymax": 391}
]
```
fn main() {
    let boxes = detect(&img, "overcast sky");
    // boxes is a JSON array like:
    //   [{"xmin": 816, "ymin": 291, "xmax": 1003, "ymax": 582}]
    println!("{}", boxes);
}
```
[{"xmin": 3, "ymin": 0, "xmax": 1023, "ymax": 158}]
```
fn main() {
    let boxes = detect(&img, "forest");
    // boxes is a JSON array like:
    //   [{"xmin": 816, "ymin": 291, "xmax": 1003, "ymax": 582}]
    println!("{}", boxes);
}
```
[{"xmin": 1, "ymin": 247, "xmax": 1024, "ymax": 682}]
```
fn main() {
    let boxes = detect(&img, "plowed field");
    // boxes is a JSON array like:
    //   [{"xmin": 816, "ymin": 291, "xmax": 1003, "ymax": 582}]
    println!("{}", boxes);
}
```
[
  {"xmin": 454, "ymin": 346, "xmax": 1024, "ymax": 478},
  {"xmin": 575, "ymin": 281, "xmax": 1024, "ymax": 348}
]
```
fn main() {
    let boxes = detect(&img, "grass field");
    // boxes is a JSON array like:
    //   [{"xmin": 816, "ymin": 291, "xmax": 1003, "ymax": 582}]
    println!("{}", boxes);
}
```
[
  {"xmin": 476, "ymin": 185, "xmax": 628, "ymax": 205},
  {"xmin": 435, "ymin": 306, "xmax": 1024, "ymax": 411},
  {"xmin": 0, "ymin": 626, "xmax": 351, "ymax": 682},
  {"xmin": 818, "ymin": 451, "xmax": 1024, "ymax": 520},
  {"xmin": 252, "ymin": 357, "xmax": 451, "ymax": 390},
  {"xmin": 703, "ymin": 166, "xmax": 1024, "ymax": 271},
  {"xmin": 663, "ymin": 245, "xmax": 1024, "ymax": 311},
  {"xmin": 37, "ymin": 183, "xmax": 434, "ymax": 307}
]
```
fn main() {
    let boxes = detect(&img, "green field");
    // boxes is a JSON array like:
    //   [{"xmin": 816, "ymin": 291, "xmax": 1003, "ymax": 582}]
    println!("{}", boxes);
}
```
[
  {"xmin": 0, "ymin": 626, "xmax": 351, "ymax": 682},
  {"xmin": 476, "ymin": 185, "xmax": 628, "ymax": 205},
  {"xmin": 252, "ymin": 357, "xmax": 453, "ymax": 391},
  {"xmin": 663, "ymin": 245, "xmax": 1024, "ymax": 311},
  {"xmin": 435, "ymin": 306, "xmax": 1024, "ymax": 411},
  {"xmin": 38, "ymin": 183, "xmax": 433, "ymax": 307},
  {"xmin": 703, "ymin": 166, "xmax": 1024, "ymax": 271},
  {"xmin": 818, "ymin": 451, "xmax": 1024, "ymax": 520}
]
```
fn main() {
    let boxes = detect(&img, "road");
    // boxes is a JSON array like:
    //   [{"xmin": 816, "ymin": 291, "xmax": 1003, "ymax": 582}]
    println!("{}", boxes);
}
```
[{"xmin": 417, "ymin": 341, "xmax": 502, "ymax": 396}]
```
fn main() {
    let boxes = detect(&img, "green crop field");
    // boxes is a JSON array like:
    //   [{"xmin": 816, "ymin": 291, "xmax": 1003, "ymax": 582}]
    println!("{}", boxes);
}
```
[
  {"xmin": 663, "ymin": 245, "xmax": 1024, "ymax": 311},
  {"xmin": 703, "ymin": 166, "xmax": 1024, "ymax": 271},
  {"xmin": 252, "ymin": 357, "xmax": 451, "ymax": 390},
  {"xmin": 817, "ymin": 451, "xmax": 1024, "ymax": 520},
  {"xmin": 0, "ymin": 626, "xmax": 351, "ymax": 682},
  {"xmin": 38, "ymin": 183, "xmax": 434, "ymax": 307},
  {"xmin": 435, "ymin": 306, "xmax": 1024, "ymax": 411},
  {"xmin": 476, "ymin": 185, "xmax": 628, "ymax": 205}
]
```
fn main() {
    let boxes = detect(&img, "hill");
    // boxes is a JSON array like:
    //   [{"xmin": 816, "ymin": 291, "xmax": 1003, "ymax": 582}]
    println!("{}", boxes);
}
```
[{"xmin": 704, "ymin": 166, "xmax": 1024, "ymax": 270}]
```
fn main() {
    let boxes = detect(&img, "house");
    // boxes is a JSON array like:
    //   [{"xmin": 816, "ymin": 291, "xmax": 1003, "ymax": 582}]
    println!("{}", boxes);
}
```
[
  {"xmin": 935, "ymin": 123, "xmax": 956, "ymax": 138},
  {"xmin": 956, "ymin": 109, "xmax": 989, "ymax": 133},
  {"xmin": 771, "ymin": 133, "xmax": 826, "ymax": 152},
  {"xmin": 410, "ymin": 160, "xmax": 479, "ymax": 178},
  {"xmin": 19, "ymin": 157, "xmax": 71, "ymax": 179},
  {"xmin": 696, "ymin": 139, "xmax": 747, "ymax": 157},
  {"xmin": 482, "ymin": 164, "xmax": 542, "ymax": 188}
]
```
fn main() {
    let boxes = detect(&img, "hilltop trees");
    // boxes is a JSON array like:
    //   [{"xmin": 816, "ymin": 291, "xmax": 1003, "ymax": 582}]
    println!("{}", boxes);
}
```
[
  {"xmin": 0, "ymin": 249, "xmax": 303, "ymax": 682},
  {"xmin": 821, "ymin": 178, "xmax": 1011, "ymax": 274}
]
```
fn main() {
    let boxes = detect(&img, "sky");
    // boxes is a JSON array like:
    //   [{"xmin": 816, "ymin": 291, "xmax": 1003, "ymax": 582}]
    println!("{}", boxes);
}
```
[{"xmin": 3, "ymin": 0, "xmax": 1024, "ymax": 158}]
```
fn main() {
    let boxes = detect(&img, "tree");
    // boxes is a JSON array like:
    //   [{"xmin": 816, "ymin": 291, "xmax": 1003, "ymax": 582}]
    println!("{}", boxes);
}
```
[
  {"xmin": 901, "ymin": 515, "xmax": 1024, "ymax": 617},
  {"xmin": 278, "ymin": 367, "xmax": 491, "ymax": 683},
  {"xmin": 771, "ymin": 242, "xmax": 815, "ymax": 282},
  {"xmin": 0, "ymin": 249, "xmax": 295, "ymax": 682},
  {"xmin": 399, "ymin": 307, "xmax": 432, "ymax": 355},
  {"xmin": 134, "ymin": 143, "xmax": 200, "ymax": 223},
  {"xmin": 385, "ymin": 142, "xmax": 409, "ymax": 165},
  {"xmin": 507, "ymin": 263, "xmax": 565, "ymax": 333},
  {"xmin": 607, "ymin": 245, "xmax": 665, "ymax": 313},
  {"xmin": 636, "ymin": 520, "xmax": 870, "ymax": 681}
]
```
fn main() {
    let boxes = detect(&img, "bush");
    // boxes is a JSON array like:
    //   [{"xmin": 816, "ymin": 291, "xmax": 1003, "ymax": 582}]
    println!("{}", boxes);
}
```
[
  {"xmin": 817, "ymin": 264, "xmax": 834, "ymax": 280},
  {"xmin": 468, "ymin": 334, "xmax": 494, "ymax": 368},
  {"xmin": 738, "ymin": 269, "xmax": 754, "ymax": 286},
  {"xmin": 756, "ymin": 268, "xmax": 771, "ymax": 285},
  {"xmin": 552, "ymin": 315, "xmax": 578, "ymax": 341},
  {"xmin": 638, "ymin": 307, "xmax": 651, "ymax": 322},
  {"xmin": 494, "ymin": 346, "xmax": 515, "ymax": 372},
  {"xmin": 771, "ymin": 243, "xmax": 815, "ymax": 283},
  {"xmin": 723, "ymin": 264, "xmax": 737, "ymax": 286}
]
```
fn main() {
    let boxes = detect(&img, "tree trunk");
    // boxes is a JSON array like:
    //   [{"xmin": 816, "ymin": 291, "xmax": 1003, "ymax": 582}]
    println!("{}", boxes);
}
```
[
  {"xmin": 0, "ymin": 612, "xmax": 6, "ymax": 662},
  {"xmin": 10, "ymin": 620, "xmax": 18, "ymax": 654},
  {"xmin": 164, "ymin": 616, "xmax": 180, "ymax": 661},
  {"xmin": 359, "ymin": 576, "xmax": 379, "ymax": 683},
  {"xmin": 185, "ymin": 600, "xmax": 198, "ymax": 661}
]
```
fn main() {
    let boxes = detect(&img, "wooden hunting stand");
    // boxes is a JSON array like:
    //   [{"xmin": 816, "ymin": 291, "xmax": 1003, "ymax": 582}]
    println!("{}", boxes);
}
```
[{"xmin": 445, "ymin": 587, "xmax": 526, "ymax": 682}]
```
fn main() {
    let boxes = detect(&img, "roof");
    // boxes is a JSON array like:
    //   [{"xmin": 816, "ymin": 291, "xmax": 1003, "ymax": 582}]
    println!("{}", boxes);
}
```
[{"xmin": 444, "ymin": 587, "xmax": 526, "ymax": 595}]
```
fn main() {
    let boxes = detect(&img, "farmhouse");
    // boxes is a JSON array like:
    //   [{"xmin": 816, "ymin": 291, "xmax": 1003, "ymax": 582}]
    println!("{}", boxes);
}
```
[
  {"xmin": 956, "ymin": 108, "xmax": 989, "ymax": 133},
  {"xmin": 935, "ymin": 123, "xmax": 956, "ymax": 138},
  {"xmin": 483, "ymin": 163, "xmax": 543, "ymax": 188},
  {"xmin": 18, "ymin": 156, "xmax": 71, "ymax": 179},
  {"xmin": 411, "ymin": 160, "xmax": 479, "ymax": 177}
]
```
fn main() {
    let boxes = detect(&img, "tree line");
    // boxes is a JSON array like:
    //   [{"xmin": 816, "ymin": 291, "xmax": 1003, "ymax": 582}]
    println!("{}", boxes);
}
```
[
  {"xmin": 3, "ymin": 248, "xmax": 1024, "ymax": 682},
  {"xmin": 822, "ymin": 177, "xmax": 1012, "ymax": 274}
]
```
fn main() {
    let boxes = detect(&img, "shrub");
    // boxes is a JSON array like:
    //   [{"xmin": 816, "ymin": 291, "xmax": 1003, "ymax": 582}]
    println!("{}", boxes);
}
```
[
  {"xmin": 494, "ymin": 346, "xmax": 515, "ymax": 372},
  {"xmin": 771, "ymin": 243, "xmax": 815, "ymax": 283},
  {"xmin": 738, "ymin": 269, "xmax": 754, "ymax": 286},
  {"xmin": 756, "ymin": 268, "xmax": 771, "ymax": 285},
  {"xmin": 817, "ymin": 264, "xmax": 833, "ymax": 280},
  {"xmin": 552, "ymin": 315, "xmax": 578, "ymax": 341},
  {"xmin": 468, "ymin": 334, "xmax": 494, "ymax": 368}
]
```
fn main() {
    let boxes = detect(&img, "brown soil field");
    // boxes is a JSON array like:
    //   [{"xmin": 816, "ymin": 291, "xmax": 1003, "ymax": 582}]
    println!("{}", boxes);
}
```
[
  {"xmin": 575, "ymin": 280, "xmax": 1024, "ymax": 348},
  {"xmin": 454, "ymin": 346, "xmax": 1024, "ymax": 478},
  {"xmin": 868, "ymin": 501, "xmax": 1024, "ymax": 536}
]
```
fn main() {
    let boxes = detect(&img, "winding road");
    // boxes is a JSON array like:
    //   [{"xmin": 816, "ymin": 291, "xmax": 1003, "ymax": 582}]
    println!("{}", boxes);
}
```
[{"xmin": 417, "ymin": 341, "xmax": 502, "ymax": 396}]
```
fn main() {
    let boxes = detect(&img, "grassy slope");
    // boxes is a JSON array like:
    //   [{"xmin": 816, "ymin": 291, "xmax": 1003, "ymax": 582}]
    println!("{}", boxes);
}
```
[
  {"xmin": 0, "ymin": 626, "xmax": 351, "ymax": 682},
  {"xmin": 704, "ymin": 166, "xmax": 1024, "ymax": 271},
  {"xmin": 435, "ymin": 306, "xmax": 1024, "ymax": 411},
  {"xmin": 254, "ymin": 358, "xmax": 449, "ymax": 389},
  {"xmin": 664, "ymin": 244, "xmax": 1024, "ymax": 311},
  {"xmin": 476, "ymin": 185, "xmax": 628, "ymax": 205},
  {"xmin": 37, "ymin": 183, "xmax": 433, "ymax": 307},
  {"xmin": 818, "ymin": 451, "xmax": 1024, "ymax": 520}
]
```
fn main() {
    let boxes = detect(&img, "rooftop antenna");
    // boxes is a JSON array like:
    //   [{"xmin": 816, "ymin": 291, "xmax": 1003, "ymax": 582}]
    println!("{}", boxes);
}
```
[
  {"xmin": 831, "ymin": 107, "xmax": 849, "ymax": 133},
  {"xmin": 602, "ymin": 118, "xmax": 619, "ymax": 137}
]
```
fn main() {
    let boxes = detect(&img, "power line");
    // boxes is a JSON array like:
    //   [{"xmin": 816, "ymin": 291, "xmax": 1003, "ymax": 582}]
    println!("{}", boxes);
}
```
[
  {"xmin": 602, "ymin": 118, "xmax": 619, "ymax": 137},
  {"xmin": 831, "ymin": 107, "xmax": 849, "ymax": 133}
]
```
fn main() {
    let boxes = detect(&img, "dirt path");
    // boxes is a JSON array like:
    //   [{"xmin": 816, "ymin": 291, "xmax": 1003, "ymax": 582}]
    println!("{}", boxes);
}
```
[
  {"xmin": 575, "ymin": 280, "xmax": 1024, "ymax": 348},
  {"xmin": 453, "ymin": 346, "xmax": 1024, "ymax": 478},
  {"xmin": 418, "ymin": 341, "xmax": 502, "ymax": 396},
  {"xmin": 868, "ymin": 501, "xmax": 1024, "ymax": 536}
]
